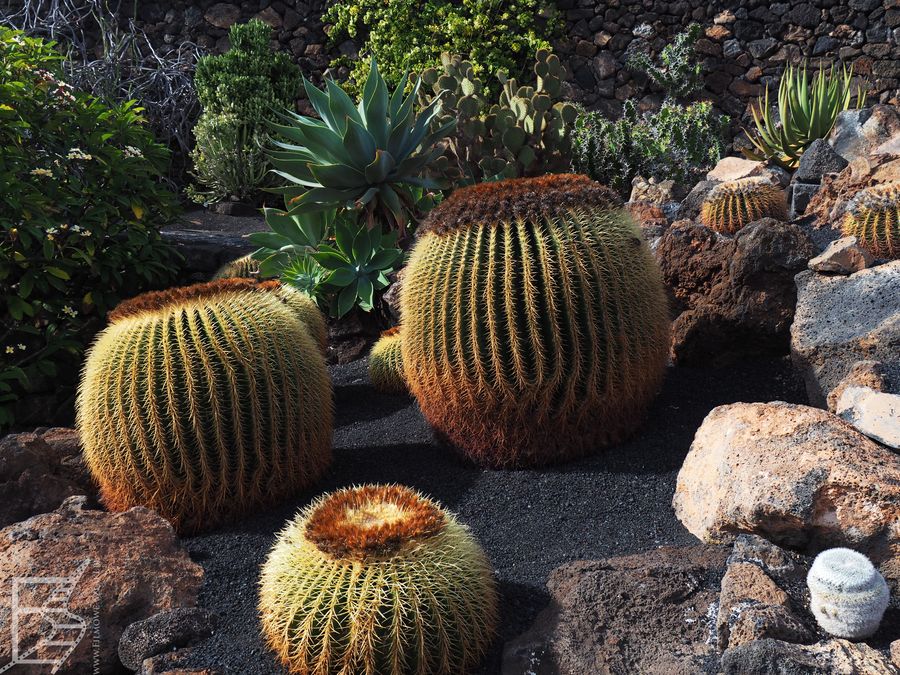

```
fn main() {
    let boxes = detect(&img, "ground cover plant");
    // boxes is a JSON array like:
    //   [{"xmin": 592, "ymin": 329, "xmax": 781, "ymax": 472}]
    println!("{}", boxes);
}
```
[{"xmin": 0, "ymin": 27, "xmax": 179, "ymax": 429}]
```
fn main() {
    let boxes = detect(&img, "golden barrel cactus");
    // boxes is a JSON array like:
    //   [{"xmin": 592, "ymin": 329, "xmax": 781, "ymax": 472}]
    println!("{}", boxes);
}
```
[
  {"xmin": 259, "ymin": 484, "xmax": 498, "ymax": 675},
  {"xmin": 401, "ymin": 174, "xmax": 670, "ymax": 468},
  {"xmin": 368, "ymin": 327, "xmax": 405, "ymax": 393},
  {"xmin": 700, "ymin": 177, "xmax": 787, "ymax": 234},
  {"xmin": 212, "ymin": 252, "xmax": 261, "ymax": 280},
  {"xmin": 76, "ymin": 278, "xmax": 333, "ymax": 533},
  {"xmin": 263, "ymin": 281, "xmax": 328, "ymax": 353},
  {"xmin": 841, "ymin": 181, "xmax": 900, "ymax": 259}
]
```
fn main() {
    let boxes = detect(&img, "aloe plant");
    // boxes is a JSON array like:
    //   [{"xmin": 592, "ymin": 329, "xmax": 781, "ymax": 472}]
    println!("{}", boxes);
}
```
[
  {"xmin": 267, "ymin": 58, "xmax": 454, "ymax": 235},
  {"xmin": 744, "ymin": 62, "xmax": 866, "ymax": 169}
]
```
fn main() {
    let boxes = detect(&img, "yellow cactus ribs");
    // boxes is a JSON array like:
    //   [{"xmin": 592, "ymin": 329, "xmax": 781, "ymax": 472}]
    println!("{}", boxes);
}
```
[
  {"xmin": 368, "ymin": 327, "xmax": 406, "ymax": 393},
  {"xmin": 841, "ymin": 181, "xmax": 900, "ymax": 259},
  {"xmin": 212, "ymin": 252, "xmax": 261, "ymax": 280},
  {"xmin": 401, "ymin": 174, "xmax": 671, "ymax": 468},
  {"xmin": 259, "ymin": 484, "xmax": 498, "ymax": 675},
  {"xmin": 700, "ymin": 177, "xmax": 787, "ymax": 234},
  {"xmin": 76, "ymin": 278, "xmax": 333, "ymax": 533}
]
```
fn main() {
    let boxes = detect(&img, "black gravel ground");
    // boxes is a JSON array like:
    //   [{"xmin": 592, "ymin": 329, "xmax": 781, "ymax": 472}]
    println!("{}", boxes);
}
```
[{"xmin": 183, "ymin": 356, "xmax": 808, "ymax": 674}]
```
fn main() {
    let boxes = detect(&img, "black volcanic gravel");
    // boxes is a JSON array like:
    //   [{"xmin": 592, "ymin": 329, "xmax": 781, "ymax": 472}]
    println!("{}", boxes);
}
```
[{"xmin": 182, "ymin": 356, "xmax": 808, "ymax": 674}]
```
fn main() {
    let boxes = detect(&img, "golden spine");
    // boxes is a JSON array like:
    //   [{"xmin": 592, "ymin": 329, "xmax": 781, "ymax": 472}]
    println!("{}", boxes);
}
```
[
  {"xmin": 841, "ymin": 181, "xmax": 900, "ymax": 259},
  {"xmin": 368, "ymin": 327, "xmax": 406, "ymax": 393},
  {"xmin": 700, "ymin": 177, "xmax": 787, "ymax": 234}
]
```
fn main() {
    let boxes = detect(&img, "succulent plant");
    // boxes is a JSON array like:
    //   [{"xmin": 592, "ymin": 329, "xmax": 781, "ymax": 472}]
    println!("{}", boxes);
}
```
[
  {"xmin": 267, "ymin": 58, "xmax": 454, "ymax": 235},
  {"xmin": 368, "ymin": 327, "xmax": 405, "ymax": 393},
  {"xmin": 76, "ymin": 279, "xmax": 333, "ymax": 533},
  {"xmin": 259, "ymin": 484, "xmax": 498, "ymax": 675},
  {"xmin": 212, "ymin": 253, "xmax": 263, "ymax": 280},
  {"xmin": 840, "ymin": 181, "xmax": 900, "ymax": 259},
  {"xmin": 400, "ymin": 175, "xmax": 670, "ymax": 468},
  {"xmin": 700, "ymin": 177, "xmax": 788, "ymax": 234},
  {"xmin": 807, "ymin": 548, "xmax": 890, "ymax": 639},
  {"xmin": 420, "ymin": 50, "xmax": 578, "ymax": 184}
]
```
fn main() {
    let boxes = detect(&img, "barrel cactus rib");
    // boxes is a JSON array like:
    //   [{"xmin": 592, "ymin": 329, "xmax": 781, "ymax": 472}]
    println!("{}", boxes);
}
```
[
  {"xmin": 700, "ymin": 177, "xmax": 787, "ymax": 234},
  {"xmin": 369, "ymin": 328, "xmax": 406, "ymax": 394},
  {"xmin": 77, "ymin": 279, "xmax": 332, "ymax": 532},
  {"xmin": 401, "ymin": 175, "xmax": 669, "ymax": 467},
  {"xmin": 841, "ymin": 181, "xmax": 900, "ymax": 259}
]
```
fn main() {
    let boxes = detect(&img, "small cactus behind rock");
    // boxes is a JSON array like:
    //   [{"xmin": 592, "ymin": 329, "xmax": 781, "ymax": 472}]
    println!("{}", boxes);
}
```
[
  {"xmin": 807, "ymin": 547, "xmax": 889, "ymax": 639},
  {"xmin": 369, "ymin": 327, "xmax": 405, "ymax": 393},
  {"xmin": 212, "ymin": 253, "xmax": 262, "ymax": 280},
  {"xmin": 259, "ymin": 484, "xmax": 498, "ymax": 675},
  {"xmin": 841, "ymin": 181, "xmax": 900, "ymax": 259},
  {"xmin": 700, "ymin": 177, "xmax": 787, "ymax": 234}
]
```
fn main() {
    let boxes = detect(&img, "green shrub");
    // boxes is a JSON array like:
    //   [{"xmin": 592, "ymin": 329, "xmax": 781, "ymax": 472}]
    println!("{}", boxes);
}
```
[
  {"xmin": 572, "ymin": 100, "xmax": 727, "ymax": 196},
  {"xmin": 323, "ymin": 0, "xmax": 560, "ymax": 95},
  {"xmin": 626, "ymin": 23, "xmax": 704, "ymax": 100},
  {"xmin": 188, "ymin": 19, "xmax": 301, "ymax": 205},
  {"xmin": 0, "ymin": 27, "xmax": 180, "ymax": 429}
]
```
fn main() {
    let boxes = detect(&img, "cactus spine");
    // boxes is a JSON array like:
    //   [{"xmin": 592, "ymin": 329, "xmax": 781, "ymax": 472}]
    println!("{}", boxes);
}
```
[
  {"xmin": 401, "ymin": 174, "xmax": 671, "ymax": 468},
  {"xmin": 259, "ymin": 484, "xmax": 498, "ymax": 675},
  {"xmin": 212, "ymin": 253, "xmax": 262, "ymax": 280},
  {"xmin": 263, "ymin": 281, "xmax": 328, "ymax": 353},
  {"xmin": 76, "ymin": 279, "xmax": 333, "ymax": 533},
  {"xmin": 369, "ymin": 327, "xmax": 406, "ymax": 393},
  {"xmin": 807, "ymin": 548, "xmax": 890, "ymax": 639},
  {"xmin": 840, "ymin": 181, "xmax": 900, "ymax": 259},
  {"xmin": 700, "ymin": 177, "xmax": 787, "ymax": 234}
]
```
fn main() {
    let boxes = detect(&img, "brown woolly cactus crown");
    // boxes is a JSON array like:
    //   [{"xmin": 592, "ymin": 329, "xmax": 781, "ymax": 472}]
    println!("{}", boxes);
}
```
[
  {"xmin": 418, "ymin": 173, "xmax": 620, "ymax": 236},
  {"xmin": 700, "ymin": 176, "xmax": 787, "ymax": 234},
  {"xmin": 304, "ymin": 484, "xmax": 446, "ymax": 560}
]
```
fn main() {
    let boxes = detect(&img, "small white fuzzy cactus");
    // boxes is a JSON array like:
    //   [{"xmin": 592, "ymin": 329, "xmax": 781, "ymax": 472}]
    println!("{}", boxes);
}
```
[{"xmin": 806, "ymin": 547, "xmax": 890, "ymax": 639}]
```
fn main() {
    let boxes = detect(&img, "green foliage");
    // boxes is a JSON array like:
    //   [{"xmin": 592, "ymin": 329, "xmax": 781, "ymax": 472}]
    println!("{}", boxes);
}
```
[
  {"xmin": 421, "ymin": 50, "xmax": 577, "ymax": 184},
  {"xmin": 189, "ymin": 19, "xmax": 302, "ymax": 204},
  {"xmin": 744, "ymin": 62, "xmax": 866, "ymax": 169},
  {"xmin": 0, "ymin": 27, "xmax": 179, "ymax": 429},
  {"xmin": 323, "ymin": 0, "xmax": 560, "ymax": 96},
  {"xmin": 267, "ymin": 59, "xmax": 453, "ymax": 235},
  {"xmin": 250, "ymin": 209, "xmax": 402, "ymax": 318},
  {"xmin": 572, "ymin": 99, "xmax": 728, "ymax": 196},
  {"xmin": 626, "ymin": 23, "xmax": 704, "ymax": 100}
]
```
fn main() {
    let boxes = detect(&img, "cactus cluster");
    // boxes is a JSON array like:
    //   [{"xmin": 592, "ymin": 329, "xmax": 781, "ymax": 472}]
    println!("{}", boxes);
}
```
[
  {"xmin": 840, "ymin": 181, "xmax": 900, "ymax": 259},
  {"xmin": 212, "ymin": 253, "xmax": 262, "ymax": 280},
  {"xmin": 368, "ymin": 327, "xmax": 406, "ymax": 394},
  {"xmin": 421, "ymin": 50, "xmax": 577, "ymax": 183},
  {"xmin": 401, "ymin": 174, "xmax": 671, "ymax": 468},
  {"xmin": 259, "ymin": 484, "xmax": 498, "ymax": 675},
  {"xmin": 807, "ymin": 548, "xmax": 890, "ymax": 639},
  {"xmin": 700, "ymin": 177, "xmax": 787, "ymax": 234},
  {"xmin": 76, "ymin": 278, "xmax": 333, "ymax": 533}
]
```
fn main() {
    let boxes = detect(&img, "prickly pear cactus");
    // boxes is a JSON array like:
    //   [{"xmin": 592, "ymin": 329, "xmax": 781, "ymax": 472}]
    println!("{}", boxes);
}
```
[{"xmin": 421, "ymin": 50, "xmax": 578, "ymax": 183}]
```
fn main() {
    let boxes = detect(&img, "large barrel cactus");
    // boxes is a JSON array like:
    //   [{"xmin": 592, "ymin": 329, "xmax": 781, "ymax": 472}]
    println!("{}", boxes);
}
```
[
  {"xmin": 262, "ymin": 281, "xmax": 328, "ymax": 353},
  {"xmin": 401, "ymin": 174, "xmax": 670, "ymax": 467},
  {"xmin": 841, "ymin": 181, "xmax": 899, "ymax": 259},
  {"xmin": 259, "ymin": 484, "xmax": 498, "ymax": 675},
  {"xmin": 76, "ymin": 278, "xmax": 333, "ymax": 532}
]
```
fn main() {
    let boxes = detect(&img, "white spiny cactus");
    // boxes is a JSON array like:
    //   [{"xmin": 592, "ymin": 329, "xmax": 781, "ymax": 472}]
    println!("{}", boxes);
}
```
[{"xmin": 806, "ymin": 548, "xmax": 889, "ymax": 639}]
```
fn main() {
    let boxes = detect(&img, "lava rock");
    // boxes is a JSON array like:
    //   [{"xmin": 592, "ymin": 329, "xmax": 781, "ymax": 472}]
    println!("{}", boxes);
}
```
[
  {"xmin": 119, "ymin": 608, "xmax": 217, "ymax": 670},
  {"xmin": 836, "ymin": 386, "xmax": 900, "ymax": 449},
  {"xmin": 794, "ymin": 139, "xmax": 849, "ymax": 184},
  {"xmin": 722, "ymin": 638, "xmax": 897, "ymax": 674},
  {"xmin": 787, "ymin": 182, "xmax": 820, "ymax": 219},
  {"xmin": 807, "ymin": 153, "xmax": 900, "ymax": 227},
  {"xmin": 808, "ymin": 236, "xmax": 874, "ymax": 274},
  {"xmin": 676, "ymin": 180, "xmax": 718, "ymax": 221},
  {"xmin": 827, "ymin": 360, "xmax": 890, "ymax": 412},
  {"xmin": 829, "ymin": 105, "xmax": 900, "ymax": 163}
]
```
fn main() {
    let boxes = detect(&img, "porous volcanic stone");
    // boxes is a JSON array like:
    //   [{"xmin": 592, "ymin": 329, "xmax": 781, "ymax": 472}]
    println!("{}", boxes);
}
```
[
  {"xmin": 722, "ymin": 638, "xmax": 897, "ymax": 674},
  {"xmin": 836, "ymin": 386, "xmax": 900, "ymax": 449},
  {"xmin": 119, "ymin": 607, "xmax": 216, "ymax": 670},
  {"xmin": 808, "ymin": 236, "xmax": 874, "ymax": 274},
  {"xmin": 794, "ymin": 139, "xmax": 849, "ymax": 184}
]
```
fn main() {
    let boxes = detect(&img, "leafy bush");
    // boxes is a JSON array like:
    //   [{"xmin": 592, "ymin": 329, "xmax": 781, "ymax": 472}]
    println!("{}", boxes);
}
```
[
  {"xmin": 626, "ymin": 23, "xmax": 703, "ymax": 100},
  {"xmin": 323, "ymin": 0, "xmax": 560, "ymax": 95},
  {"xmin": 572, "ymin": 100, "xmax": 728, "ymax": 196},
  {"xmin": 744, "ymin": 62, "xmax": 866, "ymax": 169},
  {"xmin": 188, "ymin": 19, "xmax": 301, "ymax": 205},
  {"xmin": 0, "ymin": 27, "xmax": 180, "ymax": 428}
]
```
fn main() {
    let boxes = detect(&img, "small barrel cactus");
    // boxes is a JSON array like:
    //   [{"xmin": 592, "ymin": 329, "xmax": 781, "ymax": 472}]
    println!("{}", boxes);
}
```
[
  {"xmin": 401, "ymin": 174, "xmax": 670, "ymax": 468},
  {"xmin": 841, "ymin": 181, "xmax": 899, "ymax": 259},
  {"xmin": 700, "ymin": 177, "xmax": 787, "ymax": 234},
  {"xmin": 76, "ymin": 278, "xmax": 333, "ymax": 533},
  {"xmin": 212, "ymin": 253, "xmax": 261, "ymax": 280},
  {"xmin": 369, "ymin": 327, "xmax": 406, "ymax": 393},
  {"xmin": 807, "ymin": 548, "xmax": 890, "ymax": 639},
  {"xmin": 259, "ymin": 484, "xmax": 498, "ymax": 675}
]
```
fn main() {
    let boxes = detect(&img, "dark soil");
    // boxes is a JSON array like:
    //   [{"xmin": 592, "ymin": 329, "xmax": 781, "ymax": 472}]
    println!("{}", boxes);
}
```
[
  {"xmin": 166, "ymin": 207, "xmax": 266, "ymax": 237},
  {"xmin": 182, "ymin": 356, "xmax": 808, "ymax": 674}
]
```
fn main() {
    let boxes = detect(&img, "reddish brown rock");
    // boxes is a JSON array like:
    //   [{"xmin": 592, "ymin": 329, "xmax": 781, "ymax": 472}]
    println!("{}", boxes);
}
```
[
  {"xmin": 502, "ymin": 545, "xmax": 728, "ymax": 675},
  {"xmin": 827, "ymin": 360, "xmax": 890, "ymax": 412},
  {"xmin": 807, "ymin": 153, "xmax": 900, "ymax": 227},
  {"xmin": 722, "ymin": 638, "xmax": 897, "ymax": 674},
  {"xmin": 0, "ymin": 497, "xmax": 203, "ymax": 674},
  {"xmin": 673, "ymin": 402, "xmax": 900, "ymax": 574}
]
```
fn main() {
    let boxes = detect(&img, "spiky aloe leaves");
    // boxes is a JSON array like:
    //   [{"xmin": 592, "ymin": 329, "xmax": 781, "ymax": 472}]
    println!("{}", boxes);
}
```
[
  {"xmin": 700, "ymin": 177, "xmax": 787, "ymax": 234},
  {"xmin": 76, "ymin": 279, "xmax": 333, "ymax": 533},
  {"xmin": 841, "ymin": 181, "xmax": 900, "ymax": 259},
  {"xmin": 259, "ymin": 484, "xmax": 498, "ymax": 675},
  {"xmin": 368, "ymin": 327, "xmax": 405, "ymax": 393},
  {"xmin": 401, "ymin": 174, "xmax": 670, "ymax": 468}
]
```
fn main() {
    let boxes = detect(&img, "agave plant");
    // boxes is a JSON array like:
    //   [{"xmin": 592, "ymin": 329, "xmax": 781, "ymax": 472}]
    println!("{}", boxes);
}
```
[
  {"xmin": 744, "ymin": 62, "xmax": 866, "ymax": 169},
  {"xmin": 267, "ymin": 59, "xmax": 455, "ymax": 235}
]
